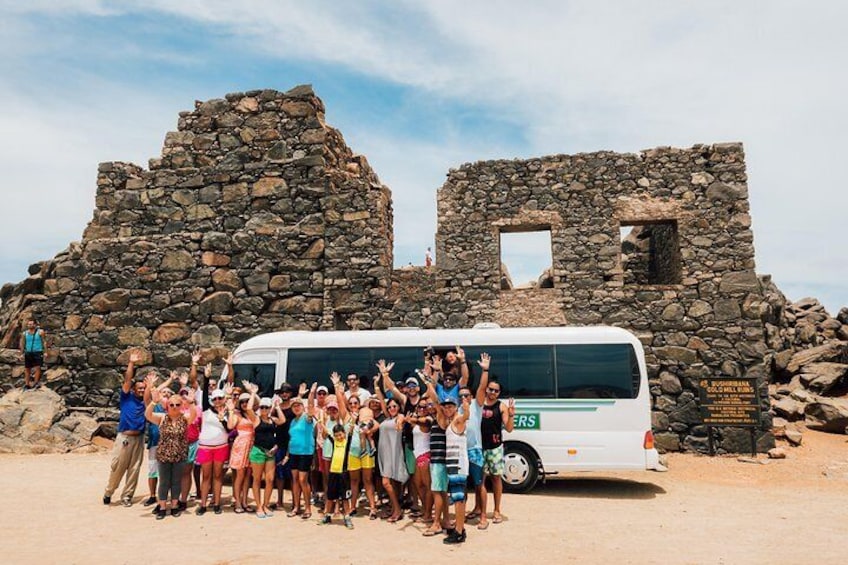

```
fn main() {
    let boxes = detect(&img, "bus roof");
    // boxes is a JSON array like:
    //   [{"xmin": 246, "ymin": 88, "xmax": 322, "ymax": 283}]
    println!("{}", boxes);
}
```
[{"xmin": 234, "ymin": 326, "xmax": 642, "ymax": 353}]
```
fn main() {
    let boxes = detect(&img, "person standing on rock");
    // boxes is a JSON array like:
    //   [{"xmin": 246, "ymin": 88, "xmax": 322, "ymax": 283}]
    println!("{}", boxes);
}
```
[
  {"xmin": 102, "ymin": 349, "xmax": 148, "ymax": 507},
  {"xmin": 20, "ymin": 319, "xmax": 47, "ymax": 390}
]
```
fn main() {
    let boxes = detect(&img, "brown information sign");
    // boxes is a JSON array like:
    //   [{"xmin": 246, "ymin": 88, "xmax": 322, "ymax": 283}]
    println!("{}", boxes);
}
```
[{"xmin": 698, "ymin": 377, "xmax": 761, "ymax": 427}]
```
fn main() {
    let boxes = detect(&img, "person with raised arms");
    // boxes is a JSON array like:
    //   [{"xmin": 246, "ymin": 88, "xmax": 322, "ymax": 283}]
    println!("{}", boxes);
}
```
[
  {"xmin": 250, "ymin": 395, "xmax": 286, "ymax": 518},
  {"xmin": 404, "ymin": 394, "xmax": 434, "ymax": 525},
  {"xmin": 423, "ymin": 369, "xmax": 472, "ymax": 544},
  {"xmin": 144, "ymin": 376, "xmax": 198, "ymax": 519},
  {"xmin": 271, "ymin": 382, "xmax": 298, "ymax": 511},
  {"xmin": 102, "ymin": 349, "xmax": 148, "ymax": 507},
  {"xmin": 285, "ymin": 382, "xmax": 318, "ymax": 519},
  {"xmin": 461, "ymin": 352, "xmax": 491, "ymax": 528},
  {"xmin": 228, "ymin": 380, "xmax": 259, "ymax": 513},
  {"xmin": 375, "ymin": 359, "xmax": 410, "ymax": 522},
  {"xmin": 479, "ymin": 378, "xmax": 515, "ymax": 526},
  {"xmin": 195, "ymin": 385, "xmax": 230, "ymax": 516}
]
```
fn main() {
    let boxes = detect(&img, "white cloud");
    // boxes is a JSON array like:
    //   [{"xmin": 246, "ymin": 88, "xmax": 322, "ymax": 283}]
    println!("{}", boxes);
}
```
[{"xmin": 0, "ymin": 1, "xmax": 846, "ymax": 313}]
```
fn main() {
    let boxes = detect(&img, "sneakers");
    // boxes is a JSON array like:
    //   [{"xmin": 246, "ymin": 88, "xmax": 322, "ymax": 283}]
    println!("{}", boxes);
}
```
[
  {"xmin": 121, "ymin": 498, "xmax": 133, "ymax": 507},
  {"xmin": 344, "ymin": 516, "xmax": 354, "ymax": 530},
  {"xmin": 318, "ymin": 515, "xmax": 332, "ymax": 525},
  {"xmin": 213, "ymin": 505, "xmax": 223, "ymax": 515},
  {"xmin": 155, "ymin": 509, "xmax": 166, "ymax": 520},
  {"xmin": 171, "ymin": 507, "xmax": 182, "ymax": 517},
  {"xmin": 177, "ymin": 501, "xmax": 188, "ymax": 511},
  {"xmin": 196, "ymin": 506, "xmax": 207, "ymax": 516},
  {"xmin": 143, "ymin": 497, "xmax": 157, "ymax": 507},
  {"xmin": 443, "ymin": 529, "xmax": 467, "ymax": 545},
  {"xmin": 102, "ymin": 495, "xmax": 111, "ymax": 505}
]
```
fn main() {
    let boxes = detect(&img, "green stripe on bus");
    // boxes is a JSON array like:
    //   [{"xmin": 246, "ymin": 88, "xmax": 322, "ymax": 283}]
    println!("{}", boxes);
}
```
[
  {"xmin": 516, "ymin": 407, "xmax": 599, "ymax": 413},
  {"xmin": 515, "ymin": 399, "xmax": 617, "ymax": 404}
]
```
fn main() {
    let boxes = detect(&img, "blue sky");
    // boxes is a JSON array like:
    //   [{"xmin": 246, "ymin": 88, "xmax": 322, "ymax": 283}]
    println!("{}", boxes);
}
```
[{"xmin": 0, "ymin": 1, "xmax": 845, "ymax": 314}]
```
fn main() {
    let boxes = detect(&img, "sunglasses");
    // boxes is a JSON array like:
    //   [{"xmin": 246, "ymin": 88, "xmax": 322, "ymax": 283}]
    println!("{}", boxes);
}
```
[
  {"xmin": 168, "ymin": 403, "xmax": 182, "ymax": 408},
  {"xmin": 260, "ymin": 406, "xmax": 271, "ymax": 409},
  {"xmin": 444, "ymin": 376, "xmax": 457, "ymax": 381},
  {"xmin": 486, "ymin": 387, "xmax": 501, "ymax": 394},
  {"xmin": 239, "ymin": 400, "xmax": 249, "ymax": 404},
  {"xmin": 459, "ymin": 393, "xmax": 472, "ymax": 398},
  {"xmin": 212, "ymin": 397, "xmax": 224, "ymax": 402},
  {"xmin": 317, "ymin": 391, "xmax": 328, "ymax": 396}
]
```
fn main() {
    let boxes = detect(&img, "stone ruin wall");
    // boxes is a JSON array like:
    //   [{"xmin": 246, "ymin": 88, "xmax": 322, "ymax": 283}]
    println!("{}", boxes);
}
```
[
  {"xmin": 0, "ymin": 86, "xmax": 393, "ymax": 408},
  {"xmin": 382, "ymin": 146, "xmax": 778, "ymax": 453},
  {"xmin": 0, "ymin": 86, "xmax": 779, "ymax": 452}
]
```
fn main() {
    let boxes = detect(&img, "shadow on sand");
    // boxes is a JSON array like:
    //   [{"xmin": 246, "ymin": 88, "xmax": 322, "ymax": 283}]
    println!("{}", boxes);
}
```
[{"xmin": 528, "ymin": 476, "xmax": 666, "ymax": 500}]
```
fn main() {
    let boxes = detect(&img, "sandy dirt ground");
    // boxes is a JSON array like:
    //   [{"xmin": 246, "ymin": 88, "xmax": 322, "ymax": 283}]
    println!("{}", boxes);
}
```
[{"xmin": 1, "ymin": 431, "xmax": 847, "ymax": 565}]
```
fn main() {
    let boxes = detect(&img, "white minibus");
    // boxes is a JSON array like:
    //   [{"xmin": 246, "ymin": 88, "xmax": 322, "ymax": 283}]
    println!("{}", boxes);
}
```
[{"xmin": 225, "ymin": 325, "xmax": 663, "ymax": 492}]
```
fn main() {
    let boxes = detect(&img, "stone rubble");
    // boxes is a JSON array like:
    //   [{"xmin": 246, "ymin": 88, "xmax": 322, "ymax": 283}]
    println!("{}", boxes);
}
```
[
  {"xmin": 0, "ymin": 387, "xmax": 102, "ymax": 453},
  {"xmin": 768, "ymin": 297, "xmax": 848, "ymax": 448}
]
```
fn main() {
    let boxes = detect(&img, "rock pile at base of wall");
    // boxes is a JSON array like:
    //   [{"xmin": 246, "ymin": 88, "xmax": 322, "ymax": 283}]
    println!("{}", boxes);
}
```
[{"xmin": 768, "ymin": 293, "xmax": 848, "ymax": 446}]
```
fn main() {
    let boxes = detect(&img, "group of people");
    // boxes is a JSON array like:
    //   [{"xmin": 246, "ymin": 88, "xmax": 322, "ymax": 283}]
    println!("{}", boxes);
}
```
[{"xmin": 103, "ymin": 345, "xmax": 515, "ymax": 545}]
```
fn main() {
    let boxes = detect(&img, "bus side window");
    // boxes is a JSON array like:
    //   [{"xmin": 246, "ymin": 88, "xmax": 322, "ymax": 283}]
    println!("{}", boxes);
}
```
[
  {"xmin": 556, "ymin": 344, "xmax": 639, "ymax": 399},
  {"xmin": 465, "ymin": 345, "xmax": 556, "ymax": 398},
  {"xmin": 232, "ymin": 363, "xmax": 276, "ymax": 398}
]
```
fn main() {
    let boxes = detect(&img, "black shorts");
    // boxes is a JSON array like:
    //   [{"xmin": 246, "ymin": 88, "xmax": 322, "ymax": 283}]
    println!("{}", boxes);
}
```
[
  {"xmin": 24, "ymin": 352, "xmax": 43, "ymax": 369},
  {"xmin": 289, "ymin": 454, "xmax": 313, "ymax": 473},
  {"xmin": 326, "ymin": 472, "xmax": 351, "ymax": 501}
]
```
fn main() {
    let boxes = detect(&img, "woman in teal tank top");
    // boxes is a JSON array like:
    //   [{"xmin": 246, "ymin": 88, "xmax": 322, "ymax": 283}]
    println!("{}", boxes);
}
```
[{"xmin": 20, "ymin": 319, "xmax": 47, "ymax": 389}]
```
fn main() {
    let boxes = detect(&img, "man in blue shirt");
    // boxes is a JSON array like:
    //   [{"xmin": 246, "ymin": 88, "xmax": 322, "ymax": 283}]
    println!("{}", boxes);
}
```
[
  {"xmin": 103, "ymin": 350, "xmax": 148, "ymax": 507},
  {"xmin": 432, "ymin": 346, "xmax": 469, "ymax": 402}
]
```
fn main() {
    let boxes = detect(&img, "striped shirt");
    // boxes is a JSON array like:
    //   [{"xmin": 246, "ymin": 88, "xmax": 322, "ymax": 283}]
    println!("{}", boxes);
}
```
[
  {"xmin": 430, "ymin": 423, "xmax": 447, "ymax": 464},
  {"xmin": 445, "ymin": 423, "xmax": 469, "ymax": 476}
]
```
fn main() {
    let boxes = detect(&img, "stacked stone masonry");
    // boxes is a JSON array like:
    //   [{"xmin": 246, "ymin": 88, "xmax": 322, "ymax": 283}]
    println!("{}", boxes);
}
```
[{"xmin": 0, "ymin": 86, "xmax": 777, "ymax": 452}]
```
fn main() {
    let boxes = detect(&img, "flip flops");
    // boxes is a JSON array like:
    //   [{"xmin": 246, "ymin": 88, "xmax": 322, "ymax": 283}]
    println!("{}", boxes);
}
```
[{"xmin": 493, "ymin": 515, "xmax": 504, "ymax": 524}]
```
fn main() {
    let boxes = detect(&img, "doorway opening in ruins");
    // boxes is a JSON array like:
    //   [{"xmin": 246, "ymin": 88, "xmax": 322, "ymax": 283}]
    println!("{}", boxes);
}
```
[
  {"xmin": 499, "ymin": 228, "xmax": 553, "ymax": 290},
  {"xmin": 619, "ymin": 220, "xmax": 682, "ymax": 285}
]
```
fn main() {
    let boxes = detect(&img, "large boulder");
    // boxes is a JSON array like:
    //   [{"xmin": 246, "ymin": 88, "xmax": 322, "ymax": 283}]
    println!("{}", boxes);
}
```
[
  {"xmin": 799, "ymin": 363, "xmax": 848, "ymax": 394},
  {"xmin": 0, "ymin": 388, "xmax": 101, "ymax": 453},
  {"xmin": 786, "ymin": 341, "xmax": 848, "ymax": 374},
  {"xmin": 804, "ymin": 397, "xmax": 848, "ymax": 434}
]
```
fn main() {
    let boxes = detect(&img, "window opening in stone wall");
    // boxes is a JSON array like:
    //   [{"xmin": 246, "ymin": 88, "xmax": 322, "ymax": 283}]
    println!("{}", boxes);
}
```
[
  {"xmin": 619, "ymin": 220, "xmax": 682, "ymax": 285},
  {"xmin": 499, "ymin": 229, "xmax": 553, "ymax": 290}
]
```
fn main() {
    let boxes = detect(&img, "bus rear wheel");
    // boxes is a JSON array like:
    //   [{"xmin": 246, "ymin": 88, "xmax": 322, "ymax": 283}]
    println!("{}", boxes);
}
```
[{"xmin": 502, "ymin": 443, "xmax": 539, "ymax": 493}]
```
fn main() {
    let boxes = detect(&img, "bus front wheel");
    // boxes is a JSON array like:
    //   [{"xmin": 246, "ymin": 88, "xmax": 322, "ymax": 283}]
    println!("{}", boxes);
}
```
[{"xmin": 502, "ymin": 443, "xmax": 540, "ymax": 493}]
